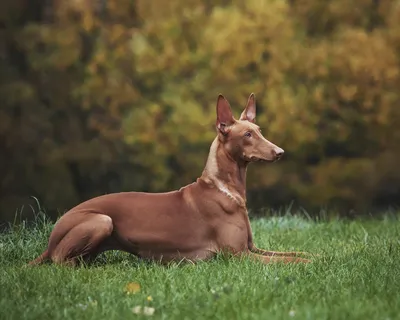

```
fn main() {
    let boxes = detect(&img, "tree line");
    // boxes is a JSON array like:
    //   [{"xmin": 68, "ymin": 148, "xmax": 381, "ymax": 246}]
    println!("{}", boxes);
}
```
[{"xmin": 1, "ymin": 0, "xmax": 400, "ymax": 222}]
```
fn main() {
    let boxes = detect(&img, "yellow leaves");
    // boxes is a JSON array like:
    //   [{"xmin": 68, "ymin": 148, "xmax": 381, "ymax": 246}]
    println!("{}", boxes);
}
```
[
  {"xmin": 124, "ymin": 282, "xmax": 141, "ymax": 295},
  {"xmin": 331, "ymin": 29, "xmax": 398, "ymax": 83},
  {"xmin": 385, "ymin": 68, "xmax": 399, "ymax": 82},
  {"xmin": 19, "ymin": 25, "xmax": 81, "ymax": 70},
  {"xmin": 312, "ymin": 86, "xmax": 325, "ymax": 104},
  {"xmin": 202, "ymin": 0, "xmax": 293, "ymax": 74},
  {"xmin": 337, "ymin": 85, "xmax": 358, "ymax": 102},
  {"xmin": 82, "ymin": 13, "xmax": 95, "ymax": 32},
  {"xmin": 109, "ymin": 24, "xmax": 127, "ymax": 44},
  {"xmin": 130, "ymin": 33, "xmax": 148, "ymax": 57}
]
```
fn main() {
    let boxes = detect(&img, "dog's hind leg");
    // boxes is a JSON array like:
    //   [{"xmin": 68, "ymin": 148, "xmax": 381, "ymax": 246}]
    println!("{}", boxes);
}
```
[{"xmin": 49, "ymin": 213, "xmax": 113, "ymax": 266}]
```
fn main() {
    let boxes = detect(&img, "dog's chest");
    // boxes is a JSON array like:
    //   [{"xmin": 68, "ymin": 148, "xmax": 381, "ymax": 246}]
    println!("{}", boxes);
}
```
[{"xmin": 215, "ymin": 210, "xmax": 250, "ymax": 253}]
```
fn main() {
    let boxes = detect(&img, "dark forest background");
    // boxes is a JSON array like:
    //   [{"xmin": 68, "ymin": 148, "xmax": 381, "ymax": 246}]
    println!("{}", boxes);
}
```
[{"xmin": 1, "ymin": 0, "xmax": 400, "ymax": 223}]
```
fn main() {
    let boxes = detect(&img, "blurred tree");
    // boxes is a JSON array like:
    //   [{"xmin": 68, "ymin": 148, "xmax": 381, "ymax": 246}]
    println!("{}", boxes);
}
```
[
  {"xmin": 1, "ymin": 0, "xmax": 400, "ymax": 222},
  {"xmin": 0, "ymin": 0, "xmax": 143, "ymax": 220}
]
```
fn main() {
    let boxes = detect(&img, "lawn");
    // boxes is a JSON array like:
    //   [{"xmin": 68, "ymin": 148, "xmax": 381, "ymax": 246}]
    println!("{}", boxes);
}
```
[{"xmin": 1, "ymin": 213, "xmax": 399, "ymax": 320}]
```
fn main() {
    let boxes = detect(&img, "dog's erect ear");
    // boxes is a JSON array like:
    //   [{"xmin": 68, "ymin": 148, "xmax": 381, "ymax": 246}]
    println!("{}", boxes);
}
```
[
  {"xmin": 240, "ymin": 93, "xmax": 256, "ymax": 123},
  {"xmin": 216, "ymin": 94, "xmax": 235, "ymax": 135}
]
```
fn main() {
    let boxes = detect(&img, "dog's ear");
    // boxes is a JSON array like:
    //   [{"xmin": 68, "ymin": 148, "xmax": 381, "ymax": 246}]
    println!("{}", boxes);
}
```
[
  {"xmin": 240, "ymin": 93, "xmax": 256, "ymax": 123},
  {"xmin": 216, "ymin": 94, "xmax": 235, "ymax": 135}
]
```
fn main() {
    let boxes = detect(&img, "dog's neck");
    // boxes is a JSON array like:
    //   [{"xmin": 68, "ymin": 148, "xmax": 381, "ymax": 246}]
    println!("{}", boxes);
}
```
[{"xmin": 200, "ymin": 137, "xmax": 247, "ymax": 207}]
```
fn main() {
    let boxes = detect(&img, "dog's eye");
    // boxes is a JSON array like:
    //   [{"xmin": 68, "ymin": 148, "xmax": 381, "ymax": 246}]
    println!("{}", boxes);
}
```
[{"xmin": 244, "ymin": 131, "xmax": 252, "ymax": 138}]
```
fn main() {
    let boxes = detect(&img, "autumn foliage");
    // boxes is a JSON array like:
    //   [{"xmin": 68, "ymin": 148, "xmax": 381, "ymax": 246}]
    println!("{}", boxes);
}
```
[{"xmin": 1, "ymin": 0, "xmax": 400, "ymax": 221}]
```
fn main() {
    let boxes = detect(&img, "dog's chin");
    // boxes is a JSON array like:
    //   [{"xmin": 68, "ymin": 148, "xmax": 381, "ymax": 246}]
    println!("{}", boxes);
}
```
[{"xmin": 246, "ymin": 156, "xmax": 277, "ymax": 163}]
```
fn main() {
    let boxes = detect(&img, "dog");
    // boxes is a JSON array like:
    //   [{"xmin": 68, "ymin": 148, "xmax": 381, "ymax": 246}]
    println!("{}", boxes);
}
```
[{"xmin": 29, "ymin": 93, "xmax": 311, "ymax": 266}]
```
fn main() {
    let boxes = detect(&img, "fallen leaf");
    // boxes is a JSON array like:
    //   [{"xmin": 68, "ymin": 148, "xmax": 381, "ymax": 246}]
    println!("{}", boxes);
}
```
[{"xmin": 125, "ymin": 282, "xmax": 141, "ymax": 295}]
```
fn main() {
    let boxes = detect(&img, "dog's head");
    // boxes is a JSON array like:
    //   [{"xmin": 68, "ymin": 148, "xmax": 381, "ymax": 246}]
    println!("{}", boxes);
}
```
[{"xmin": 215, "ymin": 93, "xmax": 284, "ymax": 164}]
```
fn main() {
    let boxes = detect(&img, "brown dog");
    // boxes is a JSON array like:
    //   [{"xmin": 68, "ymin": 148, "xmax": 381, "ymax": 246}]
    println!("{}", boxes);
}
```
[{"xmin": 29, "ymin": 93, "xmax": 311, "ymax": 266}]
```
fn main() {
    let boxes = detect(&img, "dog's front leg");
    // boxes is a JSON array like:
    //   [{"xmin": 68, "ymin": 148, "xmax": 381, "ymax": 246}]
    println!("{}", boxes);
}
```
[
  {"xmin": 248, "ymin": 242, "xmax": 314, "ymax": 258},
  {"xmin": 247, "ymin": 251, "xmax": 311, "ymax": 264},
  {"xmin": 244, "ymin": 218, "xmax": 315, "ymax": 259}
]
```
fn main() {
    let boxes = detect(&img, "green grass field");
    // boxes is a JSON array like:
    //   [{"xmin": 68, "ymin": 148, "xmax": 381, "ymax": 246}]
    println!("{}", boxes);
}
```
[{"xmin": 1, "ymin": 213, "xmax": 399, "ymax": 320}]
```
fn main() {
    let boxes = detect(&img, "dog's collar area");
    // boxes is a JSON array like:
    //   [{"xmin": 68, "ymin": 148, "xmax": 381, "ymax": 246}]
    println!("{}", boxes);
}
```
[
  {"xmin": 216, "ymin": 182, "xmax": 236, "ymax": 201},
  {"xmin": 199, "ymin": 175, "xmax": 246, "ymax": 207},
  {"xmin": 213, "ymin": 179, "xmax": 245, "ymax": 207}
]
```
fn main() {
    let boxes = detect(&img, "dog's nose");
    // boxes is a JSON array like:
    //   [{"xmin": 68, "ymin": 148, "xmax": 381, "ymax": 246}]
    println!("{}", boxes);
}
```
[{"xmin": 274, "ymin": 148, "xmax": 284, "ymax": 158}]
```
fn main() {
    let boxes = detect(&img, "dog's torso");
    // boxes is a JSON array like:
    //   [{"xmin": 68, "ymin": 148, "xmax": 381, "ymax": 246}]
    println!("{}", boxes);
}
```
[{"xmin": 53, "ymin": 178, "xmax": 250, "ymax": 262}]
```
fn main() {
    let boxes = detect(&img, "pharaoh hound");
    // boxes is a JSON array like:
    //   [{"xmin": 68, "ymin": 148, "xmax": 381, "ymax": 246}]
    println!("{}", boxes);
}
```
[{"xmin": 29, "ymin": 94, "xmax": 312, "ymax": 266}]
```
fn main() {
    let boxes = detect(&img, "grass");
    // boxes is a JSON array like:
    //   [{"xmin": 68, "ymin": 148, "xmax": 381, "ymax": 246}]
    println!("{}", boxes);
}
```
[{"xmin": 1, "ymin": 212, "xmax": 400, "ymax": 320}]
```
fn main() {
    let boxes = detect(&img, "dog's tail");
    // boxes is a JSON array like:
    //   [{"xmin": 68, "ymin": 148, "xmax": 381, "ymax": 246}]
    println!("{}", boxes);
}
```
[{"xmin": 28, "ymin": 249, "xmax": 49, "ymax": 265}]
